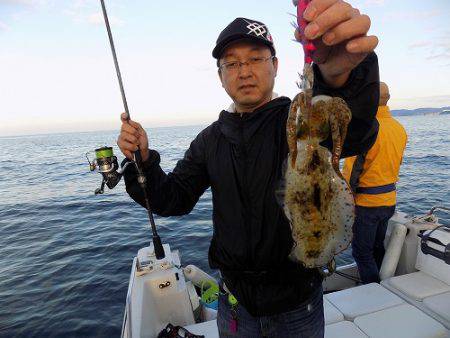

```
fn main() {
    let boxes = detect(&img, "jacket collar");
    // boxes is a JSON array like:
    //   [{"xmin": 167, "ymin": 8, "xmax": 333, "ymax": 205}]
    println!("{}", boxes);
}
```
[
  {"xmin": 218, "ymin": 95, "xmax": 291, "ymax": 145},
  {"xmin": 225, "ymin": 92, "xmax": 280, "ymax": 113},
  {"xmin": 377, "ymin": 106, "xmax": 392, "ymax": 118}
]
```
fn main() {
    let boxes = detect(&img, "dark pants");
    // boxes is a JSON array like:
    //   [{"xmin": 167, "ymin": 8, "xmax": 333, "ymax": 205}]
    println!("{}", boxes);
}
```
[
  {"xmin": 352, "ymin": 205, "xmax": 396, "ymax": 284},
  {"xmin": 216, "ymin": 287, "xmax": 324, "ymax": 338}
]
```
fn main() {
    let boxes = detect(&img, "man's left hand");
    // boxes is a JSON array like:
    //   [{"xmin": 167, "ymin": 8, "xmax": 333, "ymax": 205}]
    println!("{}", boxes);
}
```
[{"xmin": 295, "ymin": 0, "xmax": 378, "ymax": 88}]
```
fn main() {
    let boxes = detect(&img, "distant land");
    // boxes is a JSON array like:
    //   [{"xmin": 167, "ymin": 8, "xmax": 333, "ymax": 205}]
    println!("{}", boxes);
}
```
[{"xmin": 391, "ymin": 106, "xmax": 450, "ymax": 116}]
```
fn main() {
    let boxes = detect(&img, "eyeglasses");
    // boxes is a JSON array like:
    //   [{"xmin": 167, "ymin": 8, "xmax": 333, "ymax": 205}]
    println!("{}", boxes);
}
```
[{"xmin": 219, "ymin": 56, "xmax": 275, "ymax": 73}]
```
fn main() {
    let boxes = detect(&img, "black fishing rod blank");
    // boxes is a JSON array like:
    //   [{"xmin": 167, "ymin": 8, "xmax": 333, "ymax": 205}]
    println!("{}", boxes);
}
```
[{"xmin": 99, "ymin": 0, "xmax": 165, "ymax": 260}]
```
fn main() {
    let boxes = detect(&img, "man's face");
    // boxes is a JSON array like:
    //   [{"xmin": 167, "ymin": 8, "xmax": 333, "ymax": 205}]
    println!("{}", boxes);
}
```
[{"xmin": 218, "ymin": 41, "xmax": 278, "ymax": 113}]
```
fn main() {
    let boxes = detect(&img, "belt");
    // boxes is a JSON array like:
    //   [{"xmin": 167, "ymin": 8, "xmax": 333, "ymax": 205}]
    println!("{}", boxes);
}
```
[{"xmin": 356, "ymin": 183, "xmax": 396, "ymax": 195}]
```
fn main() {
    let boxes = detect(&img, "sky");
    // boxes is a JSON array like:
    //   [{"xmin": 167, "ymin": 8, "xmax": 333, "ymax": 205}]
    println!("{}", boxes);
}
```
[{"xmin": 0, "ymin": 0, "xmax": 449, "ymax": 136}]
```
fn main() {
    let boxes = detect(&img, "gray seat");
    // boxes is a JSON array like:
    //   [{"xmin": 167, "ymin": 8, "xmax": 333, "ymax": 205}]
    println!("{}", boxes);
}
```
[
  {"xmin": 382, "ymin": 271, "xmax": 450, "ymax": 301},
  {"xmin": 324, "ymin": 297, "xmax": 344, "ymax": 325},
  {"xmin": 325, "ymin": 282, "xmax": 404, "ymax": 320},
  {"xmin": 423, "ymin": 292, "xmax": 450, "ymax": 329},
  {"xmin": 381, "ymin": 228, "xmax": 450, "ymax": 329},
  {"xmin": 354, "ymin": 303, "xmax": 448, "ymax": 338},
  {"xmin": 325, "ymin": 321, "xmax": 368, "ymax": 338}
]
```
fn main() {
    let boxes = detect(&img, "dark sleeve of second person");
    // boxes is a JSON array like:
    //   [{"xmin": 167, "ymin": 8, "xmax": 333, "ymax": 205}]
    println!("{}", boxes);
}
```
[
  {"xmin": 313, "ymin": 52, "xmax": 380, "ymax": 157},
  {"xmin": 123, "ymin": 130, "xmax": 210, "ymax": 217}
]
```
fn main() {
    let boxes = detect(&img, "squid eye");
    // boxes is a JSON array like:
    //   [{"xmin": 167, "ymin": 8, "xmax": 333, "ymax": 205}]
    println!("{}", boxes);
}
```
[
  {"xmin": 321, "ymin": 122, "xmax": 330, "ymax": 135},
  {"xmin": 312, "ymin": 121, "xmax": 330, "ymax": 142},
  {"xmin": 296, "ymin": 118, "xmax": 309, "ymax": 139}
]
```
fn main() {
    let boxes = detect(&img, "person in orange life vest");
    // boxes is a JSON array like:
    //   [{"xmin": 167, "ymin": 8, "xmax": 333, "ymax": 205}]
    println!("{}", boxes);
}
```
[{"xmin": 342, "ymin": 82, "xmax": 407, "ymax": 284}]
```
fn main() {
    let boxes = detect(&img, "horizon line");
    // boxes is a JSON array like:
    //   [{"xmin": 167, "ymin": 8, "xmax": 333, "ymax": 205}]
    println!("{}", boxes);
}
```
[
  {"xmin": 2, "ymin": 111, "xmax": 449, "ymax": 138},
  {"xmin": 0, "ymin": 123, "xmax": 210, "ymax": 139}
]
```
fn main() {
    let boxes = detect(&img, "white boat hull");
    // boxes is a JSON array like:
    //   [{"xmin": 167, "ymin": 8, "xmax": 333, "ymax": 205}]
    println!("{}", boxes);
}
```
[{"xmin": 122, "ymin": 211, "xmax": 450, "ymax": 338}]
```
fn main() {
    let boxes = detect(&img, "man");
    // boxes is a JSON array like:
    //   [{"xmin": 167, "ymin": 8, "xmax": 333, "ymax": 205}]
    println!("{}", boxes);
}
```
[
  {"xmin": 343, "ymin": 82, "xmax": 408, "ymax": 284},
  {"xmin": 118, "ymin": 1, "xmax": 379, "ymax": 336}
]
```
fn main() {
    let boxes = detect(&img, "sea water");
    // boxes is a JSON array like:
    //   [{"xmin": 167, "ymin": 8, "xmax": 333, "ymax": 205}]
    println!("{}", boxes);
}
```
[{"xmin": 0, "ymin": 115, "xmax": 449, "ymax": 337}]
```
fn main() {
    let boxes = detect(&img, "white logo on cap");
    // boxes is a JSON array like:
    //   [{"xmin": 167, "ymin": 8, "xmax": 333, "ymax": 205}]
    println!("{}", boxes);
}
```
[{"xmin": 245, "ymin": 20, "xmax": 267, "ymax": 38}]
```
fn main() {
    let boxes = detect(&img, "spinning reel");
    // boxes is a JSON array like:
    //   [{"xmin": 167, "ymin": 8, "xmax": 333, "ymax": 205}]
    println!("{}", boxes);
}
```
[{"xmin": 86, "ymin": 146, "xmax": 132, "ymax": 195}]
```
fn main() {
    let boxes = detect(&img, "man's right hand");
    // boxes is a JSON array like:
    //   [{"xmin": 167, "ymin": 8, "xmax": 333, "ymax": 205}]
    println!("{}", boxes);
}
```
[{"xmin": 117, "ymin": 112, "xmax": 149, "ymax": 162}]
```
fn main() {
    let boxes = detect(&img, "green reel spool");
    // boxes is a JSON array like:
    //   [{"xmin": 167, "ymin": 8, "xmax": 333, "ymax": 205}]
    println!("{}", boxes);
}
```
[
  {"xmin": 86, "ymin": 145, "xmax": 127, "ymax": 194},
  {"xmin": 95, "ymin": 146, "xmax": 114, "ymax": 159}
]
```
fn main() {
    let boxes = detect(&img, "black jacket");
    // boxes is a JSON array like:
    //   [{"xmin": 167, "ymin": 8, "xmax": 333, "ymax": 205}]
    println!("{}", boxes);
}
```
[{"xmin": 124, "ymin": 52, "xmax": 380, "ymax": 316}]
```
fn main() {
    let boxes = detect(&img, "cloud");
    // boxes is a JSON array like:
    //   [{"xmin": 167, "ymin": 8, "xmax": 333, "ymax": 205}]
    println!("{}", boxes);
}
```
[
  {"xmin": 0, "ymin": 0, "xmax": 31, "ymax": 4},
  {"xmin": 391, "ymin": 94, "xmax": 450, "ymax": 110},
  {"xmin": 436, "ymin": 39, "xmax": 450, "ymax": 52},
  {"xmin": 365, "ymin": 0, "xmax": 385, "ymax": 6},
  {"xmin": 408, "ymin": 41, "xmax": 431, "ymax": 49},
  {"xmin": 0, "ymin": 20, "xmax": 9, "ymax": 30},
  {"xmin": 384, "ymin": 10, "xmax": 441, "ymax": 21},
  {"xmin": 427, "ymin": 53, "xmax": 450, "ymax": 61},
  {"xmin": 88, "ymin": 11, "xmax": 124, "ymax": 27},
  {"xmin": 0, "ymin": 0, "xmax": 53, "ymax": 31},
  {"xmin": 0, "ymin": 0, "xmax": 51, "ymax": 7},
  {"xmin": 68, "ymin": 0, "xmax": 102, "ymax": 12},
  {"xmin": 408, "ymin": 35, "xmax": 450, "ymax": 66},
  {"xmin": 63, "ymin": 1, "xmax": 124, "ymax": 27},
  {"xmin": 350, "ymin": 0, "xmax": 385, "ymax": 7},
  {"xmin": 427, "ymin": 37, "xmax": 450, "ymax": 62}
]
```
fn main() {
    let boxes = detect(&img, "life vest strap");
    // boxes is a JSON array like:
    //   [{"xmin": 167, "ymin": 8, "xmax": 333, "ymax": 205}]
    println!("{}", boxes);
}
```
[
  {"xmin": 356, "ymin": 183, "xmax": 396, "ymax": 195},
  {"xmin": 349, "ymin": 152, "xmax": 367, "ymax": 193}
]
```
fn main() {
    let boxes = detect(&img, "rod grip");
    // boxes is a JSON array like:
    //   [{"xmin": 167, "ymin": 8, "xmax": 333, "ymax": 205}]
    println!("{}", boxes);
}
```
[{"xmin": 153, "ymin": 235, "xmax": 165, "ymax": 260}]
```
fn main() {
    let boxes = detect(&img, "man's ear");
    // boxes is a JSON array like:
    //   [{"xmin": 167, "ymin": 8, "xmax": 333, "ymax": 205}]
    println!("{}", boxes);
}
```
[
  {"xmin": 273, "ymin": 56, "xmax": 278, "ymax": 77},
  {"xmin": 218, "ymin": 69, "xmax": 225, "ymax": 88}
]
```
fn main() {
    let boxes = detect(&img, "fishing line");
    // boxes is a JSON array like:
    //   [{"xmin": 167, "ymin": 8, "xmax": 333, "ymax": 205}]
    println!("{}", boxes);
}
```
[{"xmin": 334, "ymin": 270, "xmax": 362, "ymax": 284}]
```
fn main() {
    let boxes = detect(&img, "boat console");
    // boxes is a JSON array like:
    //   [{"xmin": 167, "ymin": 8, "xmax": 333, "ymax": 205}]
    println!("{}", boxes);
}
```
[{"xmin": 122, "ymin": 244, "xmax": 198, "ymax": 338}]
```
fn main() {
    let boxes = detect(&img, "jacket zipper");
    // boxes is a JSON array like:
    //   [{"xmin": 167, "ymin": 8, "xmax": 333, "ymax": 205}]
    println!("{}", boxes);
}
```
[{"xmin": 240, "ymin": 117, "xmax": 252, "ymax": 267}]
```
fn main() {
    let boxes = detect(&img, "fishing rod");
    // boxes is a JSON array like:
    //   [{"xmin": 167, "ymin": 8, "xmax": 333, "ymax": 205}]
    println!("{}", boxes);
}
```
[{"xmin": 87, "ymin": 0, "xmax": 165, "ymax": 260}]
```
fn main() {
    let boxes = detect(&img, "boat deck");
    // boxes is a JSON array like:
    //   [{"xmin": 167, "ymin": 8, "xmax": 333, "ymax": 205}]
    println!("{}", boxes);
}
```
[
  {"xmin": 185, "ymin": 280, "xmax": 449, "ymax": 337},
  {"xmin": 122, "ymin": 214, "xmax": 450, "ymax": 338}
]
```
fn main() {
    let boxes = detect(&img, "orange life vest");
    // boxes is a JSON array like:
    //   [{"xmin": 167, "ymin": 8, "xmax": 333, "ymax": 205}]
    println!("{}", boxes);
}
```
[{"xmin": 343, "ymin": 106, "xmax": 407, "ymax": 207}]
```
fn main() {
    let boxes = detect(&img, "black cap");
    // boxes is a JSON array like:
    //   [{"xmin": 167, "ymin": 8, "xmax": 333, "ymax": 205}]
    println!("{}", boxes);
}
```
[{"xmin": 212, "ymin": 17, "xmax": 275, "ymax": 59}]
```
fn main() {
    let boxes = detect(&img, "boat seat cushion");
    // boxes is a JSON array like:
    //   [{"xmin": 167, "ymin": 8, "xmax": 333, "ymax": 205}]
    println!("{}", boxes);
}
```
[
  {"xmin": 354, "ymin": 303, "xmax": 448, "ymax": 338},
  {"xmin": 423, "ymin": 291, "xmax": 450, "ymax": 323},
  {"xmin": 324, "ymin": 298, "xmax": 344, "ymax": 325},
  {"xmin": 325, "ymin": 321, "xmax": 368, "ymax": 338},
  {"xmin": 184, "ymin": 320, "xmax": 219, "ymax": 338},
  {"xmin": 383, "ymin": 271, "xmax": 450, "ymax": 301},
  {"xmin": 325, "ymin": 282, "xmax": 404, "ymax": 320}
]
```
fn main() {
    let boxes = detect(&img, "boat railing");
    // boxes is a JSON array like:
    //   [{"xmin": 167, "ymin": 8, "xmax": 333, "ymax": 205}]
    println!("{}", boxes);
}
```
[
  {"xmin": 428, "ymin": 206, "xmax": 450, "ymax": 217},
  {"xmin": 411, "ymin": 205, "xmax": 450, "ymax": 225}
]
